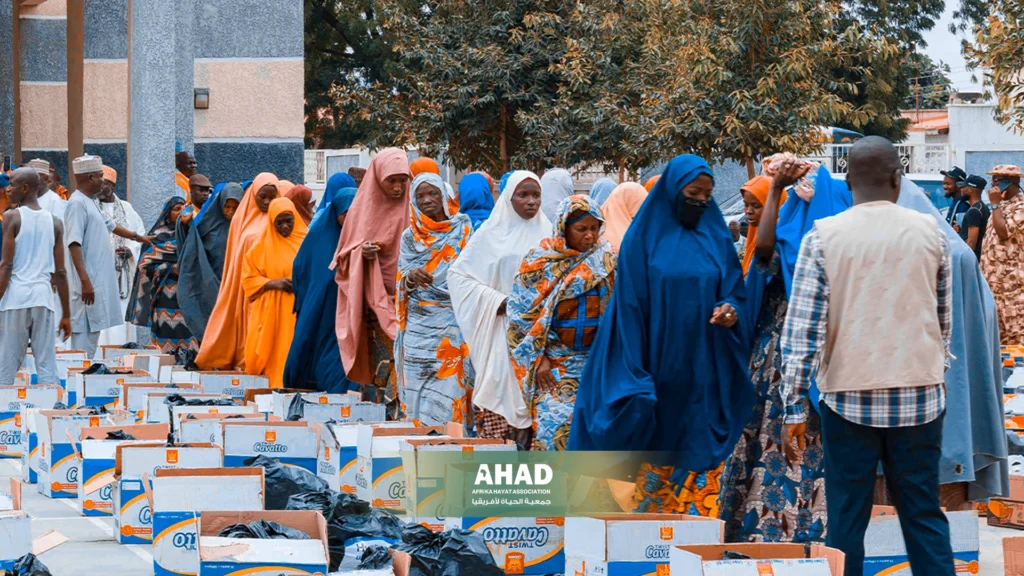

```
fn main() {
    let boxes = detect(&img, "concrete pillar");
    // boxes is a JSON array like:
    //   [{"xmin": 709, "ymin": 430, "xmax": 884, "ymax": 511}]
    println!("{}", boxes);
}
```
[
  {"xmin": 127, "ymin": 0, "xmax": 176, "ymax": 226},
  {"xmin": 174, "ymin": 0, "xmax": 194, "ymax": 154},
  {"xmin": 0, "ymin": 0, "xmax": 16, "ymax": 159}
]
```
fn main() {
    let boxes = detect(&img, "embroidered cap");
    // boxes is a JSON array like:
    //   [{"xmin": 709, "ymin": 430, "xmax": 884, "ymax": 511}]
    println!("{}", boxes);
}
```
[
  {"xmin": 27, "ymin": 158, "xmax": 51, "ymax": 175},
  {"xmin": 72, "ymin": 154, "xmax": 103, "ymax": 175},
  {"xmin": 102, "ymin": 165, "xmax": 118, "ymax": 184}
]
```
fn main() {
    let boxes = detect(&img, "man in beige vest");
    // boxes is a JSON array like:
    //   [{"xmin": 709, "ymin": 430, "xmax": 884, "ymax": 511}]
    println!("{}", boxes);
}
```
[{"xmin": 780, "ymin": 137, "xmax": 954, "ymax": 575}]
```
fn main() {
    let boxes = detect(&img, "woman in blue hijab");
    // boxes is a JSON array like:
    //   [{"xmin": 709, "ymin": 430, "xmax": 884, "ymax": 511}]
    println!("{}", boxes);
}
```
[
  {"xmin": 283, "ymin": 173, "xmax": 357, "ymax": 392},
  {"xmin": 568, "ymin": 154, "xmax": 754, "ymax": 516},
  {"xmin": 457, "ymin": 173, "xmax": 495, "ymax": 229},
  {"xmin": 589, "ymin": 177, "xmax": 616, "ymax": 207}
]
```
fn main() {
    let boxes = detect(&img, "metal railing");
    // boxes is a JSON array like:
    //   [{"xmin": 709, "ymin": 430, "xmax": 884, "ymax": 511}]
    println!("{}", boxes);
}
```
[{"xmin": 803, "ymin": 143, "xmax": 951, "ymax": 175}]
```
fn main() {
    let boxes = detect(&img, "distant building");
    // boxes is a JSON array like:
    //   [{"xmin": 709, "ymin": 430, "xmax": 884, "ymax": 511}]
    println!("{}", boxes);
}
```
[{"xmin": 0, "ymin": 0, "xmax": 304, "ymax": 224}]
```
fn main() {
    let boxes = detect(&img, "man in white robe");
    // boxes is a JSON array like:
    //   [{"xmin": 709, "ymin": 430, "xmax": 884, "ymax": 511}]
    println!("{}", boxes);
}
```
[{"xmin": 96, "ymin": 166, "xmax": 145, "ymax": 346}]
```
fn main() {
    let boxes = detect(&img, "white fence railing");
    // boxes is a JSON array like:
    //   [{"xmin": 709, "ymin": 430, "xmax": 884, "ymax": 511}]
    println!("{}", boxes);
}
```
[{"xmin": 804, "ymin": 143, "xmax": 951, "ymax": 175}]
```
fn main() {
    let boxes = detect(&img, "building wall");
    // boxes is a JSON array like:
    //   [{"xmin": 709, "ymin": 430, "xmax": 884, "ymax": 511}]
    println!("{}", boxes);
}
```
[
  {"xmin": 949, "ymin": 104, "xmax": 1024, "ymax": 172},
  {"xmin": 5, "ymin": 0, "xmax": 304, "ymax": 215}
]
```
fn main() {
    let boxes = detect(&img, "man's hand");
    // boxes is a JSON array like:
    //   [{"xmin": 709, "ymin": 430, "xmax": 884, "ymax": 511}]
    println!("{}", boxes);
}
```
[
  {"xmin": 782, "ymin": 422, "xmax": 807, "ymax": 465},
  {"xmin": 710, "ymin": 303, "xmax": 738, "ymax": 327},
  {"xmin": 81, "ymin": 279, "xmax": 95, "ymax": 306},
  {"xmin": 58, "ymin": 317, "xmax": 72, "ymax": 342},
  {"xmin": 139, "ymin": 235, "xmax": 155, "ymax": 247},
  {"xmin": 115, "ymin": 246, "xmax": 132, "ymax": 259},
  {"xmin": 988, "ymin": 187, "xmax": 1004, "ymax": 205},
  {"xmin": 406, "ymin": 267, "xmax": 434, "ymax": 289}
]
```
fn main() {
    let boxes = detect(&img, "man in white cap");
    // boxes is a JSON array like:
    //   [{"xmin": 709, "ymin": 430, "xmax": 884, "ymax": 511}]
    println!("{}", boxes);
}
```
[
  {"xmin": 0, "ymin": 167, "xmax": 71, "ymax": 386},
  {"xmin": 96, "ymin": 165, "xmax": 145, "ymax": 346},
  {"xmin": 64, "ymin": 154, "xmax": 152, "ymax": 357},
  {"xmin": 29, "ymin": 158, "xmax": 66, "ymax": 221}
]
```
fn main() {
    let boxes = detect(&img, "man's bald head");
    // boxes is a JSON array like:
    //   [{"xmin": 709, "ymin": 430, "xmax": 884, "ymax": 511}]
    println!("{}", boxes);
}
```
[
  {"xmin": 176, "ymin": 151, "xmax": 197, "ymax": 177},
  {"xmin": 9, "ymin": 167, "xmax": 40, "ymax": 205},
  {"xmin": 846, "ymin": 135, "xmax": 902, "ymax": 204}
]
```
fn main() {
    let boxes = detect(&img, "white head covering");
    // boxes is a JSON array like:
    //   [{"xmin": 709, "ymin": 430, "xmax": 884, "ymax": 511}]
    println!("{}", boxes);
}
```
[
  {"xmin": 448, "ymin": 170, "xmax": 551, "ymax": 427},
  {"xmin": 72, "ymin": 154, "xmax": 103, "ymax": 175},
  {"xmin": 539, "ymin": 168, "xmax": 575, "ymax": 223},
  {"xmin": 27, "ymin": 158, "xmax": 50, "ymax": 175},
  {"xmin": 410, "ymin": 172, "xmax": 455, "ymax": 218}
]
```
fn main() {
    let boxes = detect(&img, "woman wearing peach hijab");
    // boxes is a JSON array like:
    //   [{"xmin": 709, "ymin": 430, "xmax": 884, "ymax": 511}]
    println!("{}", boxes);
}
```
[
  {"xmin": 195, "ymin": 173, "xmax": 281, "ymax": 369},
  {"xmin": 285, "ymin": 184, "xmax": 314, "ymax": 225},
  {"xmin": 601, "ymin": 182, "xmax": 648, "ymax": 252},
  {"xmin": 242, "ymin": 198, "xmax": 309, "ymax": 387},
  {"xmin": 333, "ymin": 148, "xmax": 412, "ymax": 414}
]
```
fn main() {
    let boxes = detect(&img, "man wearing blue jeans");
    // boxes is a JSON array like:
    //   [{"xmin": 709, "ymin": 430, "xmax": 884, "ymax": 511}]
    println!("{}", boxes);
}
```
[{"xmin": 778, "ymin": 137, "xmax": 955, "ymax": 575}]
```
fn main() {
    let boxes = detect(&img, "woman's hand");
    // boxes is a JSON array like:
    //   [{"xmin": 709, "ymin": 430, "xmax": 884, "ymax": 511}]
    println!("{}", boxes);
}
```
[
  {"xmin": 406, "ymin": 267, "xmax": 434, "ymax": 289},
  {"xmin": 265, "ymin": 278, "xmax": 294, "ymax": 293},
  {"xmin": 771, "ymin": 157, "xmax": 810, "ymax": 191},
  {"xmin": 362, "ymin": 241, "xmax": 380, "ymax": 261},
  {"xmin": 710, "ymin": 303, "xmax": 738, "ymax": 327},
  {"xmin": 535, "ymin": 356, "xmax": 557, "ymax": 389}
]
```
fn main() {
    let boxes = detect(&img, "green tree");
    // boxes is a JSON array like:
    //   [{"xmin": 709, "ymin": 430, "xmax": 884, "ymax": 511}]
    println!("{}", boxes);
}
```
[
  {"xmin": 966, "ymin": 2, "xmax": 1024, "ymax": 131},
  {"xmin": 904, "ymin": 53, "xmax": 952, "ymax": 110}
]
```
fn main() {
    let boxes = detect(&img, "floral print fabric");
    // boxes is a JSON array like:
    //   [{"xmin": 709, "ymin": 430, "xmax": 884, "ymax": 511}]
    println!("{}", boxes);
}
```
[
  {"xmin": 395, "ymin": 173, "xmax": 476, "ymax": 427},
  {"xmin": 507, "ymin": 195, "xmax": 616, "ymax": 450}
]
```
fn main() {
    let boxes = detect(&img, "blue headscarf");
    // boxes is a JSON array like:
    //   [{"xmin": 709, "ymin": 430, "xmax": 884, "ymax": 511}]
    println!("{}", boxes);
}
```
[
  {"xmin": 457, "ymin": 173, "xmax": 495, "ymax": 229},
  {"xmin": 318, "ymin": 173, "xmax": 356, "ymax": 213},
  {"xmin": 283, "ymin": 175, "xmax": 358, "ymax": 393},
  {"xmin": 589, "ymin": 177, "xmax": 616, "ymax": 206},
  {"xmin": 774, "ymin": 165, "xmax": 852, "ymax": 297},
  {"xmin": 897, "ymin": 178, "xmax": 1008, "ymax": 498},
  {"xmin": 568, "ymin": 154, "xmax": 754, "ymax": 483},
  {"xmin": 499, "ymin": 171, "xmax": 514, "ymax": 194}
]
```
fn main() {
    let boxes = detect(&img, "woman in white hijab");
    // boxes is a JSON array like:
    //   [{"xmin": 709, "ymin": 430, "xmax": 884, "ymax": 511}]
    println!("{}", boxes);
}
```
[
  {"xmin": 540, "ymin": 168, "xmax": 575, "ymax": 223},
  {"xmin": 449, "ymin": 170, "xmax": 551, "ymax": 445}
]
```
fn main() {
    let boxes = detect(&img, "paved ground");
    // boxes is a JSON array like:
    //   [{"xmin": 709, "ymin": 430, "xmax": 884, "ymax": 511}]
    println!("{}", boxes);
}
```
[{"xmin": 1, "ymin": 457, "xmax": 1019, "ymax": 574}]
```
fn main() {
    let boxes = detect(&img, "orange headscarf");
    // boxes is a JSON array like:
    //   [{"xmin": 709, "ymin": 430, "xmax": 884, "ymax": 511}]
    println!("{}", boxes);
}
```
[
  {"xmin": 196, "ymin": 173, "xmax": 281, "ymax": 370},
  {"xmin": 410, "ymin": 157, "xmax": 440, "ymax": 176},
  {"xmin": 241, "ymin": 198, "xmax": 309, "ymax": 387},
  {"xmin": 740, "ymin": 175, "xmax": 786, "ymax": 275},
  {"xmin": 285, "ymin": 184, "xmax": 313, "ymax": 225},
  {"xmin": 601, "ymin": 182, "xmax": 648, "ymax": 252},
  {"xmin": 643, "ymin": 175, "xmax": 660, "ymax": 192},
  {"xmin": 333, "ymin": 148, "xmax": 412, "ymax": 385}
]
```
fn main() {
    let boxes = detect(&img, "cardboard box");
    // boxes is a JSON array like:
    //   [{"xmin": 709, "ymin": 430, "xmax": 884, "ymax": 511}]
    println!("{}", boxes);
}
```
[
  {"xmin": 34, "ymin": 410, "xmax": 112, "ymax": 498},
  {"xmin": 197, "ymin": 510, "xmax": 329, "ymax": 576},
  {"xmin": 111, "ymin": 442, "xmax": 223, "ymax": 544},
  {"xmin": 0, "ymin": 385, "xmax": 62, "ymax": 458},
  {"xmin": 99, "ymin": 344, "xmax": 161, "ymax": 362},
  {"xmin": 1006, "ymin": 537, "xmax": 1024, "ymax": 576},
  {"xmin": 176, "ymin": 413, "xmax": 269, "ymax": 444},
  {"xmin": 152, "ymin": 468, "xmax": 264, "ymax": 576},
  {"xmin": 144, "ymin": 393, "xmax": 232, "ymax": 426},
  {"xmin": 20, "ymin": 408, "xmax": 40, "ymax": 483},
  {"xmin": 355, "ymin": 423, "xmax": 463, "ymax": 513},
  {"xmin": 271, "ymin": 391, "xmax": 359, "ymax": 419},
  {"xmin": 78, "ymin": 423, "xmax": 170, "ymax": 517},
  {"xmin": 130, "ymin": 354, "xmax": 176, "ymax": 381},
  {"xmin": 564, "ymin": 514, "xmax": 725, "ymax": 576},
  {"xmin": 319, "ymin": 422, "xmax": 414, "ymax": 494},
  {"xmin": 170, "ymin": 403, "xmax": 258, "ymax": 435},
  {"xmin": 196, "ymin": 372, "xmax": 269, "ymax": 400},
  {"xmin": 243, "ymin": 388, "xmax": 309, "ymax": 414},
  {"xmin": 864, "ymin": 508, "xmax": 978, "ymax": 575},
  {"xmin": 73, "ymin": 370, "xmax": 151, "ymax": 410},
  {"xmin": 301, "ymin": 401, "xmax": 387, "ymax": 425},
  {"xmin": 122, "ymin": 383, "xmax": 203, "ymax": 423},
  {"xmin": 0, "ymin": 479, "xmax": 29, "ymax": 569},
  {"xmin": 439, "ymin": 516, "xmax": 561, "ymax": 575},
  {"xmin": 989, "ymin": 474, "xmax": 1024, "ymax": 529},
  {"xmin": 401, "ymin": 437, "xmax": 517, "ymax": 529},
  {"xmin": 222, "ymin": 421, "xmax": 320, "ymax": 472},
  {"xmin": 670, "ymin": 543, "xmax": 845, "ymax": 576},
  {"xmin": 170, "ymin": 368, "xmax": 201, "ymax": 384}
]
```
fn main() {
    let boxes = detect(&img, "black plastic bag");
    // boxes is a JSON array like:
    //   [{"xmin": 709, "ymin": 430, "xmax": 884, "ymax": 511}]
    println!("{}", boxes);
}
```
[
  {"xmin": 722, "ymin": 550, "xmax": 753, "ymax": 560},
  {"xmin": 164, "ymin": 394, "xmax": 235, "ymax": 407},
  {"xmin": 245, "ymin": 455, "xmax": 328, "ymax": 510},
  {"xmin": 286, "ymin": 394, "xmax": 305, "ymax": 421},
  {"xmin": 51, "ymin": 402, "xmax": 68, "ymax": 410},
  {"xmin": 217, "ymin": 520, "xmax": 310, "ymax": 540},
  {"xmin": 286, "ymin": 490, "xmax": 373, "ymax": 570},
  {"xmin": 359, "ymin": 546, "xmax": 393, "ymax": 570},
  {"xmin": 395, "ymin": 525, "xmax": 502, "ymax": 576},
  {"xmin": 2, "ymin": 553, "xmax": 51, "ymax": 576},
  {"xmin": 81, "ymin": 363, "xmax": 111, "ymax": 375},
  {"xmin": 121, "ymin": 342, "xmax": 142, "ymax": 349},
  {"xmin": 82, "ymin": 405, "xmax": 108, "ymax": 415},
  {"xmin": 174, "ymin": 347, "xmax": 199, "ymax": 370},
  {"xmin": 106, "ymin": 430, "xmax": 135, "ymax": 440}
]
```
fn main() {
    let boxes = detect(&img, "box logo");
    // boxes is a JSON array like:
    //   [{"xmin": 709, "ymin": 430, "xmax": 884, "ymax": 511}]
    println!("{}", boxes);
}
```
[
  {"xmin": 209, "ymin": 408, "xmax": 219, "ymax": 414},
  {"xmin": 89, "ymin": 416, "xmax": 99, "ymax": 427},
  {"xmin": 231, "ymin": 378, "xmax": 240, "ymax": 387},
  {"xmin": 116, "ymin": 378, "xmax": 125, "ymax": 385},
  {"xmin": 17, "ymin": 388, "xmax": 26, "ymax": 399},
  {"xmin": 172, "ymin": 532, "xmax": 197, "ymax": 551},
  {"xmin": 656, "ymin": 565, "xmax": 670, "ymax": 576},
  {"xmin": 324, "ymin": 447, "xmax": 331, "ymax": 460},
  {"xmin": 340, "ymin": 406, "xmax": 351, "ymax": 418},
  {"xmin": 756, "ymin": 562, "xmax": 775, "ymax": 576},
  {"xmin": 659, "ymin": 525, "xmax": 673, "ymax": 541},
  {"xmin": 14, "ymin": 413, "xmax": 21, "ymax": 428},
  {"xmin": 265, "ymin": 430, "xmax": 277, "ymax": 443},
  {"xmin": 505, "ymin": 552, "xmax": 525, "ymax": 575},
  {"xmin": 166, "ymin": 449, "xmax": 179, "ymax": 464},
  {"xmin": 319, "ymin": 396, "xmax": 328, "ymax": 404}
]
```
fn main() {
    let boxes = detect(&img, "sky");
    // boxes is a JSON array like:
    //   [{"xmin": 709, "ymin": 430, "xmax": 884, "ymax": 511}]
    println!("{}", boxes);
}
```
[{"xmin": 921, "ymin": 2, "xmax": 983, "ymax": 92}]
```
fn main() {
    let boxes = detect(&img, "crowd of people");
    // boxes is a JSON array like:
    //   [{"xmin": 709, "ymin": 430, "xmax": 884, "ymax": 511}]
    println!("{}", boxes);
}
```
[{"xmin": 0, "ymin": 136, "xmax": 1017, "ymax": 575}]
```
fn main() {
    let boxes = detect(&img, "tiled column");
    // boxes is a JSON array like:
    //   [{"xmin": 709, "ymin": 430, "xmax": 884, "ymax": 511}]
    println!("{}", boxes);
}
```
[
  {"xmin": 174, "ymin": 0, "xmax": 194, "ymax": 154},
  {"xmin": 0, "ymin": 0, "xmax": 15, "ymax": 159},
  {"xmin": 127, "ymin": 0, "xmax": 176, "ymax": 225}
]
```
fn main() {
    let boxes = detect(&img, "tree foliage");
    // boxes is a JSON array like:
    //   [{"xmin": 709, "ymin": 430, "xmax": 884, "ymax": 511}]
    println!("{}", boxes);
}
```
[
  {"xmin": 905, "ymin": 54, "xmax": 953, "ymax": 110},
  {"xmin": 966, "ymin": 2, "xmax": 1024, "ymax": 132}
]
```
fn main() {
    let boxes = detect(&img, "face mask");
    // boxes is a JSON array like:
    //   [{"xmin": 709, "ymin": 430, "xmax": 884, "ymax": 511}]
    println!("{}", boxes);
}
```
[
  {"xmin": 999, "ymin": 180, "xmax": 1015, "ymax": 192},
  {"xmin": 675, "ymin": 196, "xmax": 708, "ymax": 230}
]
